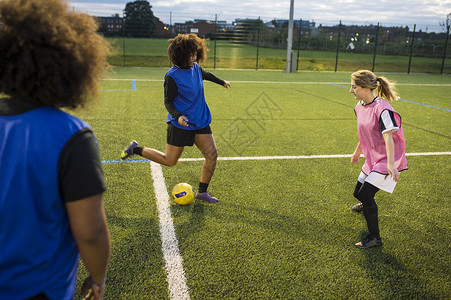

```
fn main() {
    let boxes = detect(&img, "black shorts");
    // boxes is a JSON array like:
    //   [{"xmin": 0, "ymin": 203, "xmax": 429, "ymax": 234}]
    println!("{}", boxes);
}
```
[{"xmin": 167, "ymin": 123, "xmax": 212, "ymax": 147}]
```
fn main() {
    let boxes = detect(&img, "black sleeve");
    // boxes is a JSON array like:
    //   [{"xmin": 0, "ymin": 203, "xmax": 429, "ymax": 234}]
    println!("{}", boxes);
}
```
[
  {"xmin": 379, "ymin": 109, "xmax": 399, "ymax": 134},
  {"xmin": 164, "ymin": 76, "xmax": 182, "ymax": 120},
  {"xmin": 58, "ymin": 129, "xmax": 107, "ymax": 202},
  {"xmin": 200, "ymin": 67, "xmax": 226, "ymax": 86}
]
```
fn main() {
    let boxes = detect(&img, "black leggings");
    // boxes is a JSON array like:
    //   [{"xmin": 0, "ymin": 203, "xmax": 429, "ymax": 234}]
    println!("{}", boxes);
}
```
[
  {"xmin": 353, "ymin": 181, "xmax": 381, "ymax": 239},
  {"xmin": 353, "ymin": 181, "xmax": 379, "ymax": 210}
]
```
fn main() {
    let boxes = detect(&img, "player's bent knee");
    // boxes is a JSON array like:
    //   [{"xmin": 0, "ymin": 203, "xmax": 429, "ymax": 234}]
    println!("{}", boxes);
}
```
[
  {"xmin": 165, "ymin": 159, "xmax": 178, "ymax": 167},
  {"xmin": 353, "ymin": 181, "xmax": 362, "ymax": 199},
  {"xmin": 160, "ymin": 156, "xmax": 179, "ymax": 167}
]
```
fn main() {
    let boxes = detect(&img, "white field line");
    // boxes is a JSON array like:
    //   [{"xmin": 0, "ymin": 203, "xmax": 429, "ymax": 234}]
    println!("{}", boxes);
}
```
[
  {"xmin": 150, "ymin": 162, "xmax": 190, "ymax": 300},
  {"xmin": 102, "ymin": 78, "xmax": 451, "ymax": 87},
  {"xmin": 101, "ymin": 152, "xmax": 450, "ymax": 165},
  {"xmin": 147, "ymin": 151, "xmax": 449, "ymax": 297},
  {"xmin": 177, "ymin": 152, "xmax": 451, "ymax": 162}
]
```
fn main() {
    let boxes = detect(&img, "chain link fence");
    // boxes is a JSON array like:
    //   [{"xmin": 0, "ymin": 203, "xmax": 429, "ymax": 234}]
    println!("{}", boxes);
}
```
[{"xmin": 99, "ymin": 16, "xmax": 451, "ymax": 74}]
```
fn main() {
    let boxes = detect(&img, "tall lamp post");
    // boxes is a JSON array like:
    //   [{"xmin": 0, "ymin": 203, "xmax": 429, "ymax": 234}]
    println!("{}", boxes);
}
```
[{"xmin": 285, "ymin": 0, "xmax": 295, "ymax": 73}]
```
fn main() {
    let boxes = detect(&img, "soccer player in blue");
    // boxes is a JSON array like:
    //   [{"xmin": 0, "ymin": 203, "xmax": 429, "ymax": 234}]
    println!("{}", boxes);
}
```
[
  {"xmin": 121, "ymin": 33, "xmax": 231, "ymax": 203},
  {"xmin": 0, "ymin": 0, "xmax": 111, "ymax": 299}
]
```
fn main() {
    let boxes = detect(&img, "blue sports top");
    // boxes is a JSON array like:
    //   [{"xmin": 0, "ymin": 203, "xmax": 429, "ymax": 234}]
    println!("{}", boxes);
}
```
[
  {"xmin": 0, "ymin": 106, "xmax": 95, "ymax": 299},
  {"xmin": 165, "ymin": 63, "xmax": 212, "ymax": 130}
]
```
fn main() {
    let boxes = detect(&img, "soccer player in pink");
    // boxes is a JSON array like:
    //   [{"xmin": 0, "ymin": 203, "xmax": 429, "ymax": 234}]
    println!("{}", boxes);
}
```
[{"xmin": 349, "ymin": 70, "xmax": 408, "ymax": 248}]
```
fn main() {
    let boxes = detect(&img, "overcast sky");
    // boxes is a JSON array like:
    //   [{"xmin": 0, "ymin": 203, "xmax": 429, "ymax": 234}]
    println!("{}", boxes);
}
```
[{"xmin": 71, "ymin": 0, "xmax": 450, "ymax": 32}]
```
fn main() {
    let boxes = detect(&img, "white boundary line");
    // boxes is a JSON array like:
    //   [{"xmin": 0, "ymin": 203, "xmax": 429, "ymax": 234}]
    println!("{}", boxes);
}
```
[
  {"xmin": 177, "ymin": 152, "xmax": 451, "ymax": 162},
  {"xmin": 405, "ymin": 152, "xmax": 451, "ymax": 156},
  {"xmin": 103, "ymin": 78, "xmax": 451, "ymax": 87},
  {"xmin": 102, "ymin": 152, "xmax": 450, "ymax": 165},
  {"xmin": 150, "ymin": 162, "xmax": 190, "ymax": 300}
]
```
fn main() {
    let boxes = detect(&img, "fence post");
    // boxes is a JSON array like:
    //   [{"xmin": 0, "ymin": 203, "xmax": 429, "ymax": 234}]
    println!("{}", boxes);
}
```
[
  {"xmin": 407, "ymin": 24, "xmax": 416, "ymax": 74},
  {"xmin": 122, "ymin": 10, "xmax": 126, "ymax": 67},
  {"xmin": 334, "ymin": 21, "xmax": 342, "ymax": 72},
  {"xmin": 256, "ymin": 26, "xmax": 260, "ymax": 70},
  {"xmin": 372, "ymin": 23, "xmax": 379, "ymax": 72},
  {"xmin": 441, "ymin": 24, "xmax": 450, "ymax": 74},
  {"xmin": 297, "ymin": 19, "xmax": 302, "ymax": 71},
  {"xmin": 214, "ymin": 14, "xmax": 217, "ymax": 70}
]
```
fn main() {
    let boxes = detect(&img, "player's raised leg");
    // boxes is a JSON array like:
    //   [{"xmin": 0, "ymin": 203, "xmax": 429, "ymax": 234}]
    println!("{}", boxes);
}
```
[
  {"xmin": 121, "ymin": 141, "xmax": 184, "ymax": 167},
  {"xmin": 142, "ymin": 144, "xmax": 184, "ymax": 166}
]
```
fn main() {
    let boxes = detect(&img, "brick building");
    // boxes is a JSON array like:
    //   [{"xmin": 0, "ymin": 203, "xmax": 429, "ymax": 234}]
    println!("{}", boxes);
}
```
[
  {"xmin": 97, "ymin": 15, "xmax": 123, "ymax": 35},
  {"xmin": 153, "ymin": 16, "xmax": 171, "ymax": 38}
]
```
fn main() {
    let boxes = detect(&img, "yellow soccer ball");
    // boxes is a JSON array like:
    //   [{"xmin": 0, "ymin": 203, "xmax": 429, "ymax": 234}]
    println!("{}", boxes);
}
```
[{"xmin": 171, "ymin": 183, "xmax": 194, "ymax": 205}]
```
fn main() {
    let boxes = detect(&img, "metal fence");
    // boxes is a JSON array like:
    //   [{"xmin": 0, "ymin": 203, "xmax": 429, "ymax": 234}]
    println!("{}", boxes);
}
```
[{"xmin": 102, "ymin": 18, "xmax": 451, "ymax": 74}]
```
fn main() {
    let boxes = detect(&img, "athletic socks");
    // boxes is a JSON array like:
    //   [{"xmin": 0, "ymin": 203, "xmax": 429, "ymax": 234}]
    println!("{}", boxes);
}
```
[
  {"xmin": 198, "ymin": 182, "xmax": 209, "ymax": 194},
  {"xmin": 363, "ymin": 205, "xmax": 381, "ymax": 240},
  {"xmin": 132, "ymin": 147, "xmax": 143, "ymax": 156},
  {"xmin": 356, "ymin": 182, "xmax": 381, "ymax": 240}
]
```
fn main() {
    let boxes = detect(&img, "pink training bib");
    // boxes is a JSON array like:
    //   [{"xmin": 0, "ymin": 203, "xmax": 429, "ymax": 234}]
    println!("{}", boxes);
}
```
[{"xmin": 354, "ymin": 98, "xmax": 408, "ymax": 175}]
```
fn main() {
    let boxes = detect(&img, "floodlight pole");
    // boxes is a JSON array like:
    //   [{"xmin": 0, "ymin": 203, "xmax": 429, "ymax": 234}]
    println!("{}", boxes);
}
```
[{"xmin": 285, "ymin": 0, "xmax": 295, "ymax": 73}]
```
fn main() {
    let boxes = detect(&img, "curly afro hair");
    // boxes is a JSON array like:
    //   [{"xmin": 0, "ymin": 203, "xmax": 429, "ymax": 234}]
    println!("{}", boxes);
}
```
[
  {"xmin": 0, "ymin": 0, "xmax": 111, "ymax": 109},
  {"xmin": 168, "ymin": 33, "xmax": 208, "ymax": 69}
]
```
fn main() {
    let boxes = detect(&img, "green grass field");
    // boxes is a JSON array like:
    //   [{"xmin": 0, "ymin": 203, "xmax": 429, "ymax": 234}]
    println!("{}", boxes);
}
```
[
  {"xmin": 74, "ymin": 68, "xmax": 450, "ymax": 299},
  {"xmin": 106, "ymin": 38, "xmax": 449, "ymax": 74}
]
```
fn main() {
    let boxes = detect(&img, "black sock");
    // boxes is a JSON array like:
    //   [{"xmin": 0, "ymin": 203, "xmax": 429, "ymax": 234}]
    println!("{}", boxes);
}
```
[
  {"xmin": 198, "ymin": 182, "xmax": 209, "ymax": 194},
  {"xmin": 356, "ymin": 182, "xmax": 381, "ymax": 240},
  {"xmin": 132, "ymin": 147, "xmax": 143, "ymax": 156},
  {"xmin": 363, "ymin": 206, "xmax": 381, "ymax": 240}
]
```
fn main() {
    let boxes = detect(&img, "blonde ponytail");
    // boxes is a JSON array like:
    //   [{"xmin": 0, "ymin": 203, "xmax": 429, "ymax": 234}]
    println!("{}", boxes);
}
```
[
  {"xmin": 376, "ymin": 76, "xmax": 399, "ymax": 101},
  {"xmin": 351, "ymin": 70, "xmax": 399, "ymax": 101}
]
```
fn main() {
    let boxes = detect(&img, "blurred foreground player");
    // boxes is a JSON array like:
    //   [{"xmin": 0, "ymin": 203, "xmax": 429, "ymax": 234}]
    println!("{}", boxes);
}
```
[{"xmin": 0, "ymin": 0, "xmax": 111, "ymax": 298}]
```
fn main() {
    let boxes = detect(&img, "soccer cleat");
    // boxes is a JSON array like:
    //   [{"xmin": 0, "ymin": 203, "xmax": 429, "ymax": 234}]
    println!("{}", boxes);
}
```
[
  {"xmin": 351, "ymin": 202, "xmax": 364, "ymax": 213},
  {"xmin": 355, "ymin": 234, "xmax": 383, "ymax": 249},
  {"xmin": 195, "ymin": 192, "xmax": 218, "ymax": 203},
  {"xmin": 121, "ymin": 140, "xmax": 138, "ymax": 160}
]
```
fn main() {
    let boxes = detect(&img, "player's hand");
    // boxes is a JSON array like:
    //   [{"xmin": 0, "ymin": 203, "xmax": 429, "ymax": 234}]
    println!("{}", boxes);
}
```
[
  {"xmin": 223, "ymin": 81, "xmax": 231, "ymax": 88},
  {"xmin": 178, "ymin": 116, "xmax": 189, "ymax": 127},
  {"xmin": 387, "ymin": 164, "xmax": 400, "ymax": 182},
  {"xmin": 351, "ymin": 152, "xmax": 360, "ymax": 163},
  {"xmin": 81, "ymin": 276, "xmax": 105, "ymax": 300}
]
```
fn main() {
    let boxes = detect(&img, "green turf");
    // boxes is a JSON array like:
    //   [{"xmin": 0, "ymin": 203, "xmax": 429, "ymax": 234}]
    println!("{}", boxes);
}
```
[{"xmin": 73, "ymin": 68, "xmax": 450, "ymax": 299}]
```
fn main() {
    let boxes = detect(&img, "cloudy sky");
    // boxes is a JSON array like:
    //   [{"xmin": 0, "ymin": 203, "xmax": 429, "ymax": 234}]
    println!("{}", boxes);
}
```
[{"xmin": 71, "ymin": 0, "xmax": 450, "ymax": 32}]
